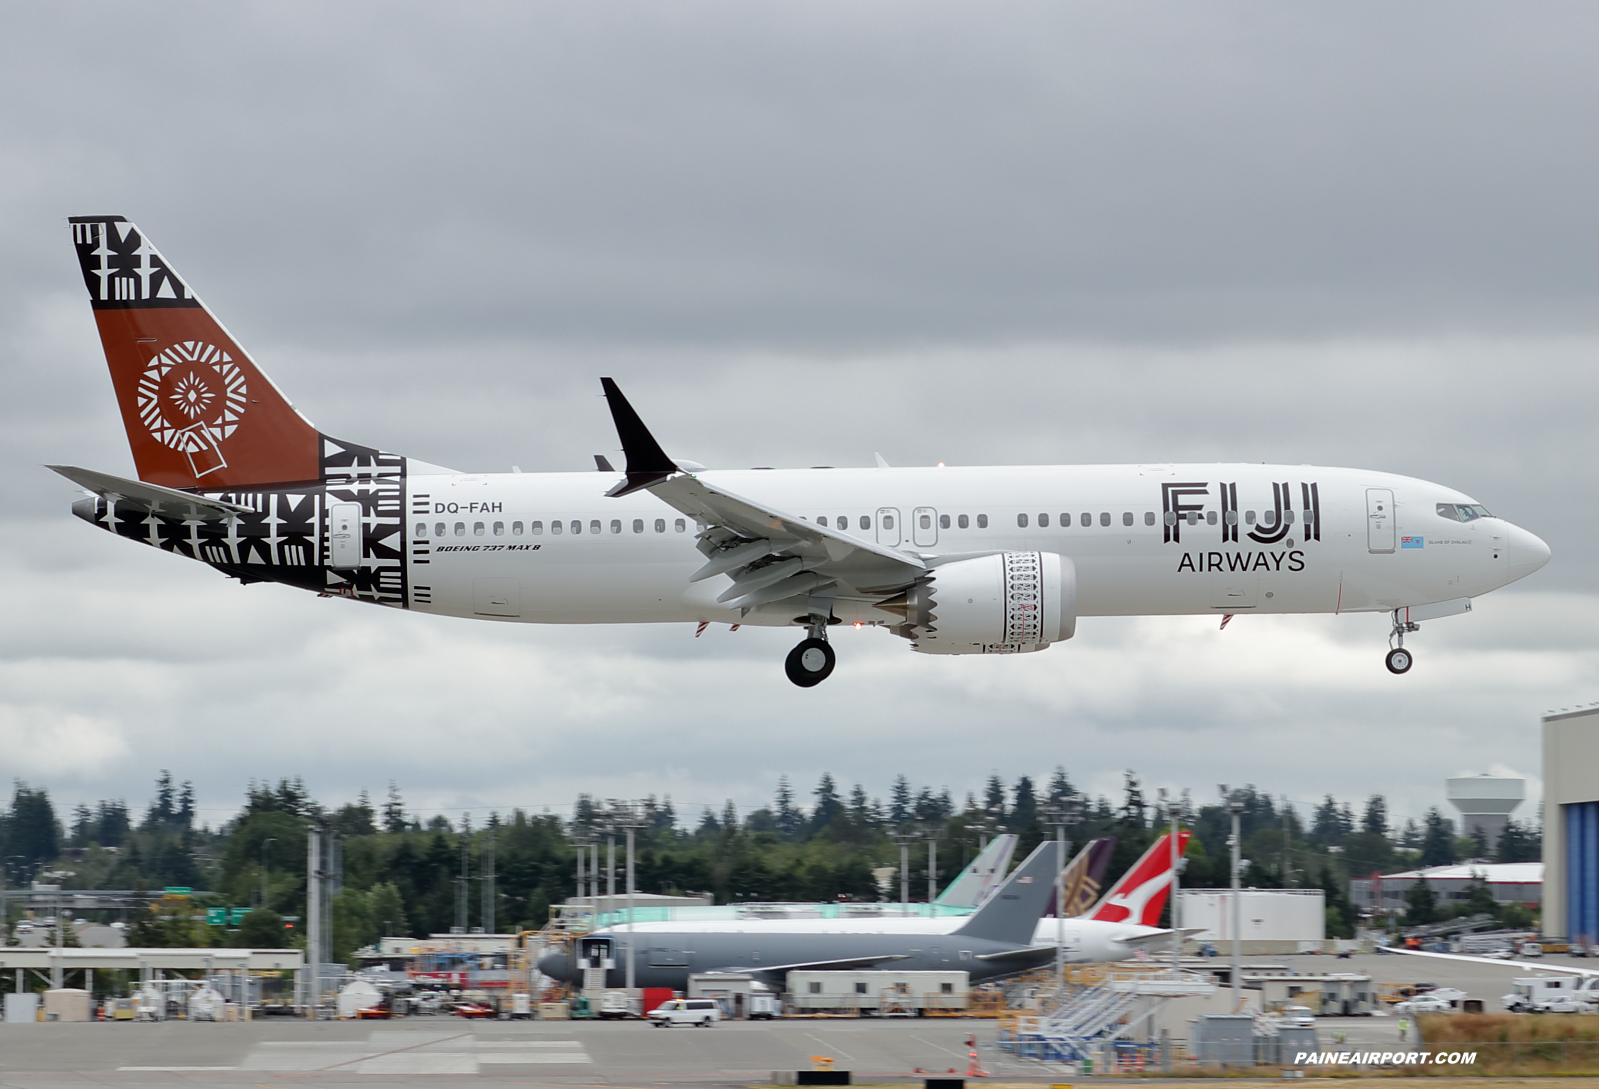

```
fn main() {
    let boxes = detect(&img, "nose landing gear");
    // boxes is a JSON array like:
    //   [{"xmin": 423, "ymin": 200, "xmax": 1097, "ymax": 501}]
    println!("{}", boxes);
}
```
[
  {"xmin": 1386, "ymin": 609, "xmax": 1418, "ymax": 674},
  {"xmin": 785, "ymin": 614, "xmax": 837, "ymax": 687}
]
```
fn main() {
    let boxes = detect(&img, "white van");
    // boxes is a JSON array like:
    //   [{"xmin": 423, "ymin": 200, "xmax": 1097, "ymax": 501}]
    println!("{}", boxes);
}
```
[{"xmin": 648, "ymin": 998, "xmax": 722, "ymax": 1027}]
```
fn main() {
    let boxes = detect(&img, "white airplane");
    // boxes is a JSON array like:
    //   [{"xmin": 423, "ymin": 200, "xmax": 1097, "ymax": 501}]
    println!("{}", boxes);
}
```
[{"xmin": 53, "ymin": 216, "xmax": 1551, "ymax": 685}]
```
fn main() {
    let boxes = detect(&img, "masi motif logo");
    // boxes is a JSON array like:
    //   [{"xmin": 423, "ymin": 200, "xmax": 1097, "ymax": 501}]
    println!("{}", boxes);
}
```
[{"xmin": 136, "ymin": 340, "xmax": 248, "ymax": 477}]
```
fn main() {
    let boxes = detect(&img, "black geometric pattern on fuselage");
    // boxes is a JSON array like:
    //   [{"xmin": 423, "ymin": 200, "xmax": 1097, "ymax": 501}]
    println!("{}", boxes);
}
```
[{"xmin": 81, "ymin": 433, "xmax": 409, "ymax": 609}]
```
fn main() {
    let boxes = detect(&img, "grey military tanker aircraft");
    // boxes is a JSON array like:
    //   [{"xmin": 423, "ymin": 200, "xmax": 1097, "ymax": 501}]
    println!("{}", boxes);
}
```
[{"xmin": 540, "ymin": 840, "xmax": 1069, "ymax": 991}]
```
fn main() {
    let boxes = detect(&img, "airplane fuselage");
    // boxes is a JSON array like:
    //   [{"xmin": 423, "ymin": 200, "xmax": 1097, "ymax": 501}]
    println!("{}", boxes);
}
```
[{"xmin": 77, "ymin": 460, "xmax": 1548, "ymax": 632}]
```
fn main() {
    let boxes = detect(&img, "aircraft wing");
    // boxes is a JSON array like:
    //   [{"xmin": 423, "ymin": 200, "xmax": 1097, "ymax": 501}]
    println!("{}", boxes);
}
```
[
  {"xmin": 1386, "ymin": 947, "xmax": 1599, "ymax": 977},
  {"xmin": 599, "ymin": 379, "xmax": 925, "ymax": 606},
  {"xmin": 48, "ymin": 464, "xmax": 252, "ymax": 522}
]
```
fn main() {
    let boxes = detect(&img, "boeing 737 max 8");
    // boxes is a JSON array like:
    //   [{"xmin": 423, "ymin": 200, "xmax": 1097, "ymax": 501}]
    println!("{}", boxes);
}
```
[{"xmin": 52, "ymin": 217, "xmax": 1551, "ymax": 685}]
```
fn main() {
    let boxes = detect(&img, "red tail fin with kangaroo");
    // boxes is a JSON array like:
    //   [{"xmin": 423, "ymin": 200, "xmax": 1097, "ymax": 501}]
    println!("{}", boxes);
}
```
[
  {"xmin": 69, "ymin": 216, "xmax": 320, "ymax": 490},
  {"xmin": 1087, "ymin": 830, "xmax": 1191, "ymax": 927}
]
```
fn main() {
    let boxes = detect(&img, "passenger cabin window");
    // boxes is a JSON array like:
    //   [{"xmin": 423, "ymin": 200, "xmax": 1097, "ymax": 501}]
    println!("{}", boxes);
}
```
[
  {"xmin": 1099, "ymin": 511, "xmax": 1110, "ymax": 527},
  {"xmin": 1185, "ymin": 512, "xmax": 1197, "ymax": 525},
  {"xmin": 454, "ymin": 522, "xmax": 466, "ymax": 536},
  {"xmin": 1261, "ymin": 511, "xmax": 1277, "ymax": 527},
  {"xmin": 919, "ymin": 514, "xmax": 932, "ymax": 530},
  {"xmin": 512, "ymin": 521, "xmax": 524, "ymax": 535},
  {"xmin": 1123, "ymin": 512, "xmax": 1134, "ymax": 527},
  {"xmin": 1145, "ymin": 511, "xmax": 1155, "ymax": 526},
  {"xmin": 414, "ymin": 523, "xmax": 425, "ymax": 538},
  {"xmin": 1224, "ymin": 511, "xmax": 1236, "ymax": 526},
  {"xmin": 633, "ymin": 519, "xmax": 644, "ymax": 533},
  {"xmin": 957, "ymin": 514, "xmax": 968, "ymax": 529},
  {"xmin": 1245, "ymin": 511, "xmax": 1256, "ymax": 525},
  {"xmin": 882, "ymin": 514, "xmax": 893, "ymax": 529},
  {"xmin": 976, "ymin": 514, "xmax": 988, "ymax": 529},
  {"xmin": 1162, "ymin": 511, "xmax": 1176, "ymax": 526},
  {"xmin": 493, "ymin": 521, "xmax": 504, "ymax": 535},
  {"xmin": 474, "ymin": 522, "xmax": 485, "ymax": 536},
  {"xmin": 675, "ymin": 518, "xmax": 686, "ymax": 532},
  {"xmin": 590, "ymin": 520, "xmax": 601, "ymax": 534},
  {"xmin": 655, "ymin": 518, "xmax": 666, "ymax": 533},
  {"xmin": 610, "ymin": 519, "xmax": 621, "ymax": 534},
  {"xmin": 531, "ymin": 521, "xmax": 543, "ymax": 534},
  {"xmin": 435, "ymin": 522, "xmax": 445, "ymax": 537},
  {"xmin": 1017, "ymin": 513, "xmax": 1029, "ymax": 528},
  {"xmin": 1079, "ymin": 512, "xmax": 1090, "ymax": 527},
  {"xmin": 1206, "ymin": 511, "xmax": 1217, "ymax": 526},
  {"xmin": 551, "ymin": 521, "xmax": 562, "ymax": 534},
  {"xmin": 817, "ymin": 516, "xmax": 828, "ymax": 527},
  {"xmin": 939, "ymin": 514, "xmax": 950, "ymax": 529},
  {"xmin": 1038, "ymin": 513, "xmax": 1049, "ymax": 527},
  {"xmin": 862, "ymin": 515, "xmax": 872, "ymax": 530},
  {"xmin": 1284, "ymin": 510, "xmax": 1295, "ymax": 525}
]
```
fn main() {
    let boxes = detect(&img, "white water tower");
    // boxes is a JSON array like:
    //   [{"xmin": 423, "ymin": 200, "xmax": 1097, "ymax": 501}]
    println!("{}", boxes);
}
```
[{"xmin": 1446, "ymin": 773, "xmax": 1524, "ymax": 853}]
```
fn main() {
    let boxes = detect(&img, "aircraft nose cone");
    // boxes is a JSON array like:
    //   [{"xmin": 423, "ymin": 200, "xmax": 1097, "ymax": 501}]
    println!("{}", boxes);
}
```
[{"xmin": 1506, "ymin": 525, "xmax": 1551, "ymax": 581}]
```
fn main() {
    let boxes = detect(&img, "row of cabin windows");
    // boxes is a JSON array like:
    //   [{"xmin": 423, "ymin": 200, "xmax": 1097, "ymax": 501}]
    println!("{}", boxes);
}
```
[
  {"xmin": 420, "ymin": 518, "xmax": 689, "ymax": 539},
  {"xmin": 418, "ymin": 507, "xmax": 1311, "ymax": 541}
]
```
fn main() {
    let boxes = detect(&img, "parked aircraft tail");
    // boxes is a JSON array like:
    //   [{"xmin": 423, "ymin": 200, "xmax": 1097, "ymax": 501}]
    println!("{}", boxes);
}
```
[
  {"xmin": 951, "ymin": 840, "xmax": 1062, "ymax": 944},
  {"xmin": 1048, "ymin": 836, "xmax": 1116, "ymax": 918},
  {"xmin": 68, "ymin": 216, "xmax": 322, "ymax": 490},
  {"xmin": 1086, "ymin": 831, "xmax": 1192, "ymax": 927},
  {"xmin": 936, "ymin": 833, "xmax": 1018, "ymax": 909}
]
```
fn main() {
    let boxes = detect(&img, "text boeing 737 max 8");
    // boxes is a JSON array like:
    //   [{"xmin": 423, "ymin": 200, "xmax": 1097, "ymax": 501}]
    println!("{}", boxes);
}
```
[{"xmin": 52, "ymin": 217, "xmax": 1551, "ymax": 686}]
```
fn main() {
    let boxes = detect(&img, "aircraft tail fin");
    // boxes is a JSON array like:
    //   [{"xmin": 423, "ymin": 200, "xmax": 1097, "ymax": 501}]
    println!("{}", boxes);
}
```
[
  {"xmin": 951, "ymin": 841, "xmax": 1058, "ymax": 945},
  {"xmin": 68, "ymin": 216, "xmax": 322, "ymax": 490},
  {"xmin": 1047, "ymin": 837, "xmax": 1116, "ymax": 918},
  {"xmin": 1086, "ymin": 830, "xmax": 1192, "ymax": 926},
  {"xmin": 936, "ymin": 833, "xmax": 1019, "ymax": 909}
]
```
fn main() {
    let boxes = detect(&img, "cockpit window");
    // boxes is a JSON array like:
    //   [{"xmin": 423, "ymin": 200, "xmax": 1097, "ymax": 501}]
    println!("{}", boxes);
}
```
[{"xmin": 1437, "ymin": 502, "xmax": 1493, "ymax": 522}]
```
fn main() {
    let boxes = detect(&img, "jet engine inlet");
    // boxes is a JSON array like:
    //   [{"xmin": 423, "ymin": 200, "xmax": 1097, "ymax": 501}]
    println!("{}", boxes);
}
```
[{"xmin": 880, "ymin": 551, "xmax": 1076, "ymax": 654}]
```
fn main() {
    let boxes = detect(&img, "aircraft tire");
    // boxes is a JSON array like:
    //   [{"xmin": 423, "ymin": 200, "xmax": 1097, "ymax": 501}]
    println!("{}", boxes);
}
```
[
  {"xmin": 785, "ymin": 638, "xmax": 835, "ymax": 687},
  {"xmin": 1385, "ymin": 648, "xmax": 1413, "ymax": 674}
]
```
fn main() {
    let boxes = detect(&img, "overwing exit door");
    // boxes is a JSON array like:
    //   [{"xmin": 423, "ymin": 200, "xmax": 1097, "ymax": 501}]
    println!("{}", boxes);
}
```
[
  {"xmin": 876, "ymin": 507, "xmax": 901, "ymax": 547},
  {"xmin": 912, "ymin": 507, "xmax": 938, "ymax": 547},
  {"xmin": 1366, "ymin": 489, "xmax": 1395, "ymax": 553}
]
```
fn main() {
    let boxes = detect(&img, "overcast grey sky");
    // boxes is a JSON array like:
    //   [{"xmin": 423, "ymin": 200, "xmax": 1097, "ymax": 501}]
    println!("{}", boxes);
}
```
[{"xmin": 3, "ymin": 2, "xmax": 1595, "ymax": 832}]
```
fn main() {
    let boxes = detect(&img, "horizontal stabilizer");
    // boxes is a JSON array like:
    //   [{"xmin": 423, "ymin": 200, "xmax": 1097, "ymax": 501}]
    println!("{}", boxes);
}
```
[
  {"xmin": 48, "ymin": 464, "xmax": 251, "ymax": 521},
  {"xmin": 974, "ymin": 945, "xmax": 1057, "ymax": 962},
  {"xmin": 1114, "ymin": 927, "xmax": 1205, "ymax": 951}
]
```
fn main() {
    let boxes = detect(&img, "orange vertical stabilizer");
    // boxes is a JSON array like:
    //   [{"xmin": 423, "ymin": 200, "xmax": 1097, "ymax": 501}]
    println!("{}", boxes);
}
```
[{"xmin": 69, "ymin": 216, "xmax": 320, "ymax": 490}]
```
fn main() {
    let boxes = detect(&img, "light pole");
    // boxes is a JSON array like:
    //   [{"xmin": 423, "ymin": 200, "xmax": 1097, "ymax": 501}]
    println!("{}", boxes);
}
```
[
  {"xmin": 1159, "ymin": 791, "xmax": 1183, "ymax": 978},
  {"xmin": 1228, "ymin": 793, "xmax": 1246, "ymax": 1010},
  {"xmin": 612, "ymin": 802, "xmax": 644, "ymax": 1010},
  {"xmin": 926, "ymin": 825, "xmax": 939, "ymax": 909},
  {"xmin": 1043, "ymin": 794, "xmax": 1083, "ymax": 993},
  {"xmin": 891, "ymin": 830, "xmax": 920, "ymax": 909}
]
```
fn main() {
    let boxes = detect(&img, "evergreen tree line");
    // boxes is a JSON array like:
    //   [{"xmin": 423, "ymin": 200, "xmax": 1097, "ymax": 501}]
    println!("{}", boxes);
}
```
[{"xmin": 0, "ymin": 768, "xmax": 1543, "ymax": 960}]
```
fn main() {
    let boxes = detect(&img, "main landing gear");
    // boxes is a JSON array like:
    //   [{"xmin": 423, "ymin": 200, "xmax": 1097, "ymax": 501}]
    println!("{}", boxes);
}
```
[
  {"xmin": 785, "ymin": 614, "xmax": 837, "ymax": 687},
  {"xmin": 1386, "ymin": 609, "xmax": 1419, "ymax": 675}
]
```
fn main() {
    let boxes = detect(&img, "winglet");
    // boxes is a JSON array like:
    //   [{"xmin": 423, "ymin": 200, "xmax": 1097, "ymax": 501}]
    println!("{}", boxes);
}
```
[{"xmin": 600, "ymin": 378, "xmax": 677, "ymax": 497}]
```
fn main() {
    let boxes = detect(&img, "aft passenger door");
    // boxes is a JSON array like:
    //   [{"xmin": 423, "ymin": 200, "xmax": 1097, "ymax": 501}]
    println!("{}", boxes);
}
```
[
  {"xmin": 1366, "ymin": 489, "xmax": 1395, "ymax": 553},
  {"xmin": 912, "ymin": 507, "xmax": 938, "ymax": 548},
  {"xmin": 876, "ymin": 507, "xmax": 902, "ymax": 547},
  {"xmin": 329, "ymin": 502, "xmax": 362, "ymax": 569}
]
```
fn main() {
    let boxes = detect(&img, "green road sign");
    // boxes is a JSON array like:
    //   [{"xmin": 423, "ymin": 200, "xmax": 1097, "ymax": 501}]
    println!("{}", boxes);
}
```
[
  {"xmin": 163, "ymin": 887, "xmax": 193, "ymax": 895},
  {"xmin": 229, "ymin": 908, "xmax": 251, "ymax": 925},
  {"xmin": 205, "ymin": 907, "xmax": 227, "ymax": 925}
]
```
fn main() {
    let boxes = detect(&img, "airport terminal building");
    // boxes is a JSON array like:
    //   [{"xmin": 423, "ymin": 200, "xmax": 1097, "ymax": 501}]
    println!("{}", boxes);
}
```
[{"xmin": 1544, "ymin": 707, "xmax": 1599, "ymax": 942}]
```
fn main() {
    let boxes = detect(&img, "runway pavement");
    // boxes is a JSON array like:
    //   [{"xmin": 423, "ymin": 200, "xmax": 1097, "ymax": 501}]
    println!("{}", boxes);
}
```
[{"xmin": 0, "ymin": 1017, "xmax": 1034, "ymax": 1087}]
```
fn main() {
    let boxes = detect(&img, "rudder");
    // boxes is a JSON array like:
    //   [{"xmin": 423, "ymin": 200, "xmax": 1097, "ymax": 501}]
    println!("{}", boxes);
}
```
[{"xmin": 69, "ymin": 216, "xmax": 320, "ymax": 490}]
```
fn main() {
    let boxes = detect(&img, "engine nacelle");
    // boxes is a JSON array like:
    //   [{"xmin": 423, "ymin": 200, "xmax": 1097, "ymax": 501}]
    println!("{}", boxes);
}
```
[{"xmin": 895, "ymin": 551, "xmax": 1076, "ymax": 655}]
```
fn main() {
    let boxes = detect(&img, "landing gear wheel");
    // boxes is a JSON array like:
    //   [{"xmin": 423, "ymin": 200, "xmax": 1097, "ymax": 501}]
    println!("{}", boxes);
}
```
[
  {"xmin": 785, "ymin": 637, "xmax": 835, "ymax": 687},
  {"xmin": 1385, "ymin": 647, "xmax": 1413, "ymax": 674}
]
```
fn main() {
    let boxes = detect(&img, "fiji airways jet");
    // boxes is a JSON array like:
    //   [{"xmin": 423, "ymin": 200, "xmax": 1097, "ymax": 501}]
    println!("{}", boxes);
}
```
[{"xmin": 53, "ymin": 217, "xmax": 1551, "ymax": 686}]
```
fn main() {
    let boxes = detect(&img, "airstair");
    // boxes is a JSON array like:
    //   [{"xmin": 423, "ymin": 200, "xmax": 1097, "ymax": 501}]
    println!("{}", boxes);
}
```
[{"xmin": 1001, "ymin": 970, "xmax": 1216, "ymax": 1063}]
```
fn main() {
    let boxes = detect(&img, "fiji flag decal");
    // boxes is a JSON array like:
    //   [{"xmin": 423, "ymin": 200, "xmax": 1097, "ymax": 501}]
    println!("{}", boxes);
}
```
[{"xmin": 1401, "ymin": 536, "xmax": 1424, "ymax": 549}]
